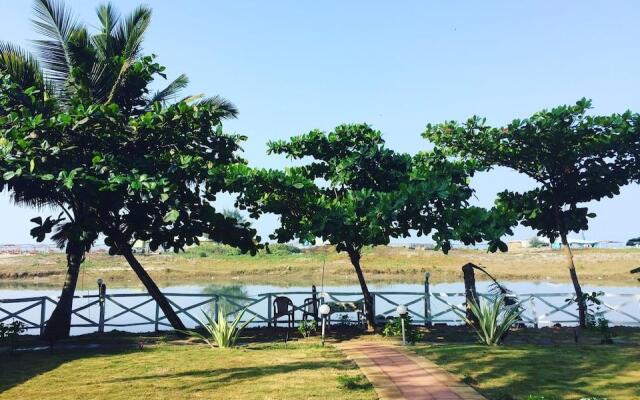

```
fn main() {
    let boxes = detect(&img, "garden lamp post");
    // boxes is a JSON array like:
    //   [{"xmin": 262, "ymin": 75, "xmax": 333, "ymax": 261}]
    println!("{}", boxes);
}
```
[
  {"xmin": 397, "ymin": 305, "xmax": 408, "ymax": 345},
  {"xmin": 319, "ymin": 304, "xmax": 330, "ymax": 346}
]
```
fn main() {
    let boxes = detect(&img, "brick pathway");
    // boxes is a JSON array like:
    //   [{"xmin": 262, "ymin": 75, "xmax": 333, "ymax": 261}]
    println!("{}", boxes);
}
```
[{"xmin": 336, "ymin": 341, "xmax": 485, "ymax": 400}]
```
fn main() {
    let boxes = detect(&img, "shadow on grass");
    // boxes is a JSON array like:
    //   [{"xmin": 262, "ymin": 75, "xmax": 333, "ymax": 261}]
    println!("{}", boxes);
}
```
[
  {"xmin": 0, "ymin": 330, "xmax": 190, "ymax": 393},
  {"xmin": 239, "ymin": 325, "xmax": 374, "ymax": 344},
  {"xmin": 101, "ymin": 359, "xmax": 351, "ymax": 390},
  {"xmin": 0, "ymin": 346, "xmax": 138, "ymax": 394},
  {"xmin": 412, "ymin": 343, "xmax": 640, "ymax": 399},
  {"xmin": 0, "ymin": 329, "xmax": 357, "ymax": 395}
]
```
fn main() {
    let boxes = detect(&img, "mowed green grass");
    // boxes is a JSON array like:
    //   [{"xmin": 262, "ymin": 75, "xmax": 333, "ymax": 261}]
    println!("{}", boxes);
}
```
[
  {"xmin": 0, "ymin": 342, "xmax": 375, "ymax": 400},
  {"xmin": 411, "ymin": 343, "xmax": 640, "ymax": 400}
]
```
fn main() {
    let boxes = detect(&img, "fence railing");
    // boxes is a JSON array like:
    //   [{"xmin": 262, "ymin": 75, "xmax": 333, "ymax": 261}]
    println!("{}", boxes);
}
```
[{"xmin": 2, "ymin": 286, "xmax": 639, "ymax": 335}]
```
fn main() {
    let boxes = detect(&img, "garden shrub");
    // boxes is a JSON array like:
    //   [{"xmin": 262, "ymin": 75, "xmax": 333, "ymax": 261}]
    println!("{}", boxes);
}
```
[
  {"xmin": 297, "ymin": 319, "xmax": 317, "ymax": 337},
  {"xmin": 336, "ymin": 374, "xmax": 372, "ymax": 390},
  {"xmin": 382, "ymin": 315, "xmax": 423, "ymax": 344}
]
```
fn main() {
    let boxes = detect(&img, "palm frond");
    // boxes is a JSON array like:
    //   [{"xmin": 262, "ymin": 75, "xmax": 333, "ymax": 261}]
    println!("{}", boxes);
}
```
[
  {"xmin": 113, "ymin": 5, "xmax": 151, "ymax": 59},
  {"xmin": 9, "ymin": 179, "xmax": 62, "ymax": 209},
  {"xmin": 65, "ymin": 26, "xmax": 95, "ymax": 74},
  {"xmin": 31, "ymin": 0, "xmax": 79, "ymax": 85},
  {"xmin": 93, "ymin": 4, "xmax": 118, "ymax": 59},
  {"xmin": 97, "ymin": 3, "xmax": 120, "ymax": 37},
  {"xmin": 104, "ymin": 5, "xmax": 151, "ymax": 104},
  {"xmin": 50, "ymin": 221, "xmax": 72, "ymax": 249},
  {"xmin": 149, "ymin": 73, "xmax": 189, "ymax": 105},
  {"xmin": 0, "ymin": 42, "xmax": 45, "ymax": 90},
  {"xmin": 196, "ymin": 95, "xmax": 239, "ymax": 119},
  {"xmin": 87, "ymin": 61, "xmax": 110, "ymax": 101}
]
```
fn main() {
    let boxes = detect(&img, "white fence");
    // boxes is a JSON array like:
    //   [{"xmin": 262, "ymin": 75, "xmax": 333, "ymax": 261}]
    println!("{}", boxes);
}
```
[{"xmin": 1, "ymin": 288, "xmax": 639, "ymax": 335}]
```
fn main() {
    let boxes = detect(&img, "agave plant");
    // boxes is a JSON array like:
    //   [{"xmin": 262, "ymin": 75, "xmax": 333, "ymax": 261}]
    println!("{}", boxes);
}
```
[
  {"xmin": 458, "ymin": 296, "xmax": 522, "ymax": 346},
  {"xmin": 183, "ymin": 308, "xmax": 254, "ymax": 349}
]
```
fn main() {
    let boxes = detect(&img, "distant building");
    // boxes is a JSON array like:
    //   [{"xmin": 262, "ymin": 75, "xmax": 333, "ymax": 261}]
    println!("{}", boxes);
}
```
[
  {"xmin": 388, "ymin": 243, "xmax": 436, "ymax": 250},
  {"xmin": 508, "ymin": 240, "xmax": 533, "ymax": 249}
]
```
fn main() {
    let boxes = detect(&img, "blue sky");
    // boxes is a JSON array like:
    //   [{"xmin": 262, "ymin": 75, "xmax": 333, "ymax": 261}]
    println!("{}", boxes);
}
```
[{"xmin": 1, "ymin": 1, "xmax": 639, "ymax": 244}]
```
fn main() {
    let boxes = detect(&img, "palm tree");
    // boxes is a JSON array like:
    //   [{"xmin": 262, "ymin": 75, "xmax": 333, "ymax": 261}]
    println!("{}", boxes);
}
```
[{"xmin": 0, "ymin": 0, "xmax": 238, "ymax": 341}]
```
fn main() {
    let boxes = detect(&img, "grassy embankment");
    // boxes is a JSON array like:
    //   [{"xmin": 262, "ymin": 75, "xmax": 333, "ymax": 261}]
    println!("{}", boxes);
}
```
[{"xmin": 1, "ymin": 243, "xmax": 639, "ymax": 288}]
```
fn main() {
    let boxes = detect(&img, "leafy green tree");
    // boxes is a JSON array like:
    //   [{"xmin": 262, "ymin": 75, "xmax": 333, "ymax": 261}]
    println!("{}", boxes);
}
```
[
  {"xmin": 529, "ymin": 237, "xmax": 547, "ymax": 248},
  {"xmin": 423, "ymin": 99, "xmax": 639, "ymax": 327},
  {"xmin": 0, "ymin": 0, "xmax": 256, "ymax": 341},
  {"xmin": 233, "ymin": 124, "xmax": 511, "ymax": 330},
  {"xmin": 222, "ymin": 209, "xmax": 249, "ymax": 227},
  {"xmin": 627, "ymin": 237, "xmax": 640, "ymax": 247}
]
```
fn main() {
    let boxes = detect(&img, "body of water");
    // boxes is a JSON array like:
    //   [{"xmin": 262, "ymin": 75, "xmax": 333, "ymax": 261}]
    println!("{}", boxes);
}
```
[{"xmin": 1, "ymin": 280, "xmax": 639, "ymax": 335}]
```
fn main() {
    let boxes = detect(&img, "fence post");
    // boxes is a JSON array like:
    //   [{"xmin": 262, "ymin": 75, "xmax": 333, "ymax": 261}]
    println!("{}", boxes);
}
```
[
  {"xmin": 267, "ymin": 294, "xmax": 272, "ymax": 328},
  {"xmin": 98, "ymin": 282, "xmax": 106, "ymax": 333},
  {"xmin": 39, "ymin": 297, "xmax": 46, "ymax": 336},
  {"xmin": 154, "ymin": 302, "xmax": 160, "ymax": 332},
  {"xmin": 424, "ymin": 272, "xmax": 432, "ymax": 327},
  {"xmin": 213, "ymin": 296, "xmax": 219, "ymax": 323},
  {"xmin": 530, "ymin": 296, "xmax": 539, "ymax": 329},
  {"xmin": 371, "ymin": 293, "xmax": 376, "ymax": 325}
]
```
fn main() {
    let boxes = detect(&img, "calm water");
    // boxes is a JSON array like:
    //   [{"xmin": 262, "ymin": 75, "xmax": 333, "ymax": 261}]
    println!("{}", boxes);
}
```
[{"xmin": 1, "ymin": 280, "xmax": 639, "ymax": 335}]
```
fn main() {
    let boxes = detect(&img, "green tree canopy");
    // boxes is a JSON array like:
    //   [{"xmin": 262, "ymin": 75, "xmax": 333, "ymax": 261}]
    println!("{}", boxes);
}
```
[
  {"xmin": 0, "ymin": 0, "xmax": 257, "ymax": 341},
  {"xmin": 422, "ymin": 98, "xmax": 640, "ymax": 327},
  {"xmin": 233, "ymin": 123, "xmax": 512, "ymax": 329}
]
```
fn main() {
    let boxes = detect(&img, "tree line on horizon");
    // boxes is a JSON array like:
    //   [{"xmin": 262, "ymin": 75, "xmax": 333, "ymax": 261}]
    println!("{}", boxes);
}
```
[{"xmin": 1, "ymin": 0, "xmax": 639, "ymax": 339}]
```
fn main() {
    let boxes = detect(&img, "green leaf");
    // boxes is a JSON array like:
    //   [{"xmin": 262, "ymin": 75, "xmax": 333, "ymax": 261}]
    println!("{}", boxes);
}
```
[
  {"xmin": 29, "ymin": 159, "xmax": 35, "ymax": 173},
  {"xmin": 74, "ymin": 117, "xmax": 89, "ymax": 128},
  {"xmin": 3, "ymin": 171, "xmax": 16, "ymax": 180},
  {"xmin": 163, "ymin": 209, "xmax": 180, "ymax": 223},
  {"xmin": 497, "ymin": 241, "xmax": 508, "ymax": 252}
]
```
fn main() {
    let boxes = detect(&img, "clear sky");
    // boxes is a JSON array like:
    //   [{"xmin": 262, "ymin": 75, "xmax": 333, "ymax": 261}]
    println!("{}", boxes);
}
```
[{"xmin": 1, "ymin": 0, "xmax": 639, "ymax": 245}]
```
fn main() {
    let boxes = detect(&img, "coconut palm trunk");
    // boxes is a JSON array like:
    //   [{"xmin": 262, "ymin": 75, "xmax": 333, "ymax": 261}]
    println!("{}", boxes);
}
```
[{"xmin": 42, "ymin": 238, "xmax": 85, "ymax": 342}]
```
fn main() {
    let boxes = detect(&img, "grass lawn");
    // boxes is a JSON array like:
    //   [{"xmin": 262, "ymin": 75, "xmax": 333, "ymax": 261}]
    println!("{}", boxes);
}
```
[
  {"xmin": 411, "ymin": 340, "xmax": 640, "ymax": 400},
  {"xmin": 2, "ymin": 327, "xmax": 640, "ymax": 400},
  {"xmin": 0, "ymin": 340, "xmax": 375, "ymax": 400}
]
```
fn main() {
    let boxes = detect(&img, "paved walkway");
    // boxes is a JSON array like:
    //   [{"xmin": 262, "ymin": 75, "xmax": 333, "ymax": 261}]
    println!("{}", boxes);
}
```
[{"xmin": 336, "ymin": 341, "xmax": 485, "ymax": 400}]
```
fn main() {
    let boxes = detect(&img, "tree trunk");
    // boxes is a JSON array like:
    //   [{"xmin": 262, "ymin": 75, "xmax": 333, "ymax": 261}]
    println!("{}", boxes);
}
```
[
  {"xmin": 42, "ymin": 239, "xmax": 86, "ymax": 343},
  {"xmin": 347, "ymin": 248, "xmax": 376, "ymax": 331},
  {"xmin": 559, "ymin": 231, "xmax": 587, "ymax": 328},
  {"xmin": 462, "ymin": 263, "xmax": 480, "ymax": 326},
  {"xmin": 118, "ymin": 243, "xmax": 186, "ymax": 331},
  {"xmin": 552, "ymin": 203, "xmax": 587, "ymax": 328}
]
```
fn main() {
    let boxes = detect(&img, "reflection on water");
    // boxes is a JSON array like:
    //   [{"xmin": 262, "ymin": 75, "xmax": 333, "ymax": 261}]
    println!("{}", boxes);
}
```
[{"xmin": 201, "ymin": 284, "xmax": 251, "ymax": 314}]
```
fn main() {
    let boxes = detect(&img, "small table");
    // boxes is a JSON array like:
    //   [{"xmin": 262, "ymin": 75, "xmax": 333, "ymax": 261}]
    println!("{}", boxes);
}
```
[{"xmin": 324, "ymin": 300, "xmax": 366, "ymax": 328}]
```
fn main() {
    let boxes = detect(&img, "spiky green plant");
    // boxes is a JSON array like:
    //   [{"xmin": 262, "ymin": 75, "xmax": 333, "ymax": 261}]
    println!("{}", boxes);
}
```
[
  {"xmin": 458, "ymin": 296, "xmax": 522, "ymax": 345},
  {"xmin": 183, "ymin": 308, "xmax": 254, "ymax": 348}
]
